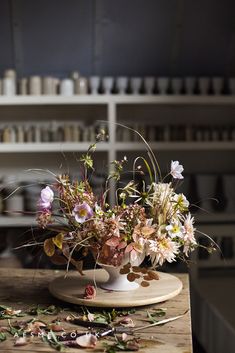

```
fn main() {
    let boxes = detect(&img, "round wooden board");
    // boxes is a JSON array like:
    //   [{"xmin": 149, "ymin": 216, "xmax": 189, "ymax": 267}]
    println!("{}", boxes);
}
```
[{"xmin": 49, "ymin": 269, "xmax": 182, "ymax": 308}]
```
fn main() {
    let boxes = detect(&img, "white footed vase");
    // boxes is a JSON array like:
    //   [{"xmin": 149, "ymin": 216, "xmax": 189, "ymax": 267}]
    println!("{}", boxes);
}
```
[{"xmin": 98, "ymin": 253, "xmax": 145, "ymax": 292}]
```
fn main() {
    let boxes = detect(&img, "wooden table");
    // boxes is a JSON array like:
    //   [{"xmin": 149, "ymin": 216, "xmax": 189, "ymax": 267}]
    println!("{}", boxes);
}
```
[{"xmin": 0, "ymin": 269, "xmax": 192, "ymax": 353}]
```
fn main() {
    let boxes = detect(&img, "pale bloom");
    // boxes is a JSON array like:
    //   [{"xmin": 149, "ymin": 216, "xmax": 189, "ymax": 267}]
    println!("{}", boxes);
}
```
[
  {"xmin": 170, "ymin": 160, "xmax": 184, "ymax": 179},
  {"xmin": 182, "ymin": 214, "xmax": 197, "ymax": 256},
  {"xmin": 173, "ymin": 193, "xmax": 189, "ymax": 211},
  {"xmin": 72, "ymin": 202, "xmax": 93, "ymax": 223},
  {"xmin": 166, "ymin": 220, "xmax": 184, "ymax": 238},
  {"xmin": 39, "ymin": 186, "xmax": 54, "ymax": 209},
  {"xmin": 147, "ymin": 238, "xmax": 179, "ymax": 266}
]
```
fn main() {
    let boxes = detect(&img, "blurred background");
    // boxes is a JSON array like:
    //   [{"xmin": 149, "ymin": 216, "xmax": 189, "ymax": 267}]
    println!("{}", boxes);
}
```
[{"xmin": 0, "ymin": 1, "xmax": 235, "ymax": 352}]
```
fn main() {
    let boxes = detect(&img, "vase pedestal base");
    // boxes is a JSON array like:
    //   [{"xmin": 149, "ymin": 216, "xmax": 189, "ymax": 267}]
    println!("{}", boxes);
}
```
[{"xmin": 49, "ymin": 269, "xmax": 183, "ymax": 308}]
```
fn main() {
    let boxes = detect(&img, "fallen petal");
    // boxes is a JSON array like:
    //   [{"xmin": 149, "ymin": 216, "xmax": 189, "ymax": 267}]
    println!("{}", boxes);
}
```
[
  {"xmin": 14, "ymin": 336, "xmax": 28, "ymax": 346},
  {"xmin": 76, "ymin": 333, "xmax": 97, "ymax": 348}
]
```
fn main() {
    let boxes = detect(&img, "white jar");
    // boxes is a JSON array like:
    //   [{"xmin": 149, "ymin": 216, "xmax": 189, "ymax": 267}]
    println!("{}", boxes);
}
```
[
  {"xmin": 60, "ymin": 79, "xmax": 74, "ymax": 96},
  {"xmin": 3, "ymin": 77, "xmax": 16, "ymax": 95},
  {"xmin": 29, "ymin": 76, "xmax": 42, "ymax": 95}
]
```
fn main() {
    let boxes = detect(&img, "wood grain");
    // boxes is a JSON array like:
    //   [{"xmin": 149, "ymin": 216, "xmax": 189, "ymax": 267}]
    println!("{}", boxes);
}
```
[{"xmin": 0, "ymin": 268, "xmax": 192, "ymax": 352}]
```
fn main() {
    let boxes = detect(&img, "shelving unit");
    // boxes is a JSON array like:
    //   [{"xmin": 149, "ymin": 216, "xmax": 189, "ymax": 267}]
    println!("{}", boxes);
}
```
[{"xmin": 1, "ymin": 94, "xmax": 235, "ymax": 226}]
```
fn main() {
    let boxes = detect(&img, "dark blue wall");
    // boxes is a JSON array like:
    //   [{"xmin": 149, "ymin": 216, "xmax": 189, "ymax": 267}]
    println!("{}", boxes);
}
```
[{"xmin": 0, "ymin": 0, "xmax": 235, "ymax": 77}]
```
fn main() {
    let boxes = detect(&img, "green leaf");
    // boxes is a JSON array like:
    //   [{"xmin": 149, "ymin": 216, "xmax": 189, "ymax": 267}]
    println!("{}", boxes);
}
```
[{"xmin": 0, "ymin": 332, "xmax": 6, "ymax": 342}]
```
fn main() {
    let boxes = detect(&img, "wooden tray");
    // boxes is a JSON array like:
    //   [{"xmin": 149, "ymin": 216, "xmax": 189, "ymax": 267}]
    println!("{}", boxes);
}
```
[{"xmin": 49, "ymin": 269, "xmax": 182, "ymax": 307}]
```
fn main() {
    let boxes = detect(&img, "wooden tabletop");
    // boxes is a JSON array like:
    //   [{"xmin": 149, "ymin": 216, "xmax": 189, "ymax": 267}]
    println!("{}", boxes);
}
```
[{"xmin": 0, "ymin": 269, "xmax": 192, "ymax": 353}]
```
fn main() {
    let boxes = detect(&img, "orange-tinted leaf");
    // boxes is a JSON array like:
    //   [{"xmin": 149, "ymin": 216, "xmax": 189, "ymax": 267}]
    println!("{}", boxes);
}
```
[
  {"xmin": 132, "ymin": 266, "xmax": 142, "ymax": 272},
  {"xmin": 120, "ymin": 267, "xmax": 130, "ymax": 275},
  {"xmin": 141, "ymin": 281, "xmax": 150, "ymax": 287},
  {"xmin": 44, "ymin": 238, "xmax": 55, "ymax": 257},
  {"xmin": 127, "ymin": 272, "xmax": 136, "ymax": 282},
  {"xmin": 52, "ymin": 233, "xmax": 64, "ymax": 250},
  {"xmin": 148, "ymin": 270, "xmax": 159, "ymax": 280}
]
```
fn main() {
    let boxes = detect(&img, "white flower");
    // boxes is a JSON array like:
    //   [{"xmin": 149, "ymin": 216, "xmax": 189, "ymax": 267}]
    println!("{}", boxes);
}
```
[
  {"xmin": 182, "ymin": 214, "xmax": 197, "ymax": 256},
  {"xmin": 147, "ymin": 238, "xmax": 179, "ymax": 266},
  {"xmin": 173, "ymin": 193, "xmax": 189, "ymax": 211},
  {"xmin": 166, "ymin": 220, "xmax": 184, "ymax": 238},
  {"xmin": 170, "ymin": 160, "xmax": 184, "ymax": 179}
]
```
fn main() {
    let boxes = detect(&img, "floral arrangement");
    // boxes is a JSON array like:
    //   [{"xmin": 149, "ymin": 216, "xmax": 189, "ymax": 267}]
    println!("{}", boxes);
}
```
[{"xmin": 36, "ymin": 129, "xmax": 204, "ymax": 287}]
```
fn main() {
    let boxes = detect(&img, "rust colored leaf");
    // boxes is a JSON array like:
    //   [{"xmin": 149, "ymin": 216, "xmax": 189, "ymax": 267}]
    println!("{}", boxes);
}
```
[
  {"xmin": 132, "ymin": 266, "xmax": 142, "ymax": 273},
  {"xmin": 141, "ymin": 281, "xmax": 150, "ymax": 287},
  {"xmin": 127, "ymin": 272, "xmax": 136, "ymax": 282},
  {"xmin": 44, "ymin": 238, "xmax": 55, "ymax": 257},
  {"xmin": 148, "ymin": 271, "xmax": 159, "ymax": 280},
  {"xmin": 120, "ymin": 267, "xmax": 130, "ymax": 274}
]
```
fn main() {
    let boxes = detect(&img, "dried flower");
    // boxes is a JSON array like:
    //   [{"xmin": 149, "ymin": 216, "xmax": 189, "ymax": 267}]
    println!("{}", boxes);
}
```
[
  {"xmin": 72, "ymin": 202, "xmax": 93, "ymax": 223},
  {"xmin": 84, "ymin": 284, "xmax": 96, "ymax": 299},
  {"xmin": 39, "ymin": 186, "xmax": 54, "ymax": 209}
]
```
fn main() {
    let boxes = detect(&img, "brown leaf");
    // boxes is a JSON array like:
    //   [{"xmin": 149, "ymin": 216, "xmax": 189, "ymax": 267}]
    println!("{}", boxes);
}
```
[
  {"xmin": 143, "ymin": 275, "xmax": 152, "ymax": 281},
  {"xmin": 127, "ymin": 273, "xmax": 136, "ymax": 282},
  {"xmin": 70, "ymin": 259, "xmax": 84, "ymax": 275},
  {"xmin": 147, "ymin": 271, "xmax": 159, "ymax": 280},
  {"xmin": 120, "ymin": 267, "xmax": 130, "ymax": 274},
  {"xmin": 132, "ymin": 266, "xmax": 142, "ymax": 273},
  {"xmin": 140, "ymin": 267, "xmax": 148, "ymax": 274},
  {"xmin": 44, "ymin": 238, "xmax": 55, "ymax": 257},
  {"xmin": 141, "ymin": 281, "xmax": 150, "ymax": 287}
]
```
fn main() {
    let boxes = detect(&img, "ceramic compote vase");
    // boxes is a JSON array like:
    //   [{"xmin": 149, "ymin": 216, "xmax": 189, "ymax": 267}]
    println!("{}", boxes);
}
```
[{"xmin": 96, "ymin": 253, "xmax": 145, "ymax": 292}]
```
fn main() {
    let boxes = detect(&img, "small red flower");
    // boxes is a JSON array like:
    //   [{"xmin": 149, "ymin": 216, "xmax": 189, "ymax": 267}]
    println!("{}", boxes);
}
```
[{"xmin": 84, "ymin": 284, "xmax": 96, "ymax": 299}]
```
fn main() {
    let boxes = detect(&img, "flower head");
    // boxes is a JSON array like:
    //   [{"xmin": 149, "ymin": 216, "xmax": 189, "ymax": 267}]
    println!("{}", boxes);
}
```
[
  {"xmin": 147, "ymin": 238, "xmax": 179, "ymax": 266},
  {"xmin": 72, "ymin": 202, "xmax": 93, "ymax": 223},
  {"xmin": 39, "ymin": 186, "xmax": 54, "ymax": 210},
  {"xmin": 166, "ymin": 220, "xmax": 184, "ymax": 238},
  {"xmin": 170, "ymin": 160, "xmax": 184, "ymax": 179}
]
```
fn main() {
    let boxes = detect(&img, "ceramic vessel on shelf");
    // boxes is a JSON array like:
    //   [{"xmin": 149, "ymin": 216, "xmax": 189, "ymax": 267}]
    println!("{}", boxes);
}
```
[
  {"xmin": 212, "ymin": 77, "xmax": 223, "ymax": 95},
  {"xmin": 198, "ymin": 77, "xmax": 210, "ymax": 95},
  {"xmin": 89, "ymin": 76, "xmax": 101, "ymax": 94},
  {"xmin": 60, "ymin": 79, "xmax": 74, "ymax": 96},
  {"xmin": 116, "ymin": 77, "xmax": 128, "ymax": 94},
  {"xmin": 144, "ymin": 77, "xmax": 155, "ymax": 94},
  {"xmin": 184, "ymin": 77, "xmax": 196, "ymax": 95},
  {"xmin": 157, "ymin": 77, "xmax": 169, "ymax": 94},
  {"xmin": 96, "ymin": 253, "xmax": 145, "ymax": 291},
  {"xmin": 75, "ymin": 77, "xmax": 88, "ymax": 95},
  {"xmin": 102, "ymin": 77, "xmax": 114, "ymax": 94},
  {"xmin": 171, "ymin": 78, "xmax": 183, "ymax": 95},
  {"xmin": 130, "ymin": 77, "xmax": 142, "ymax": 94}
]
